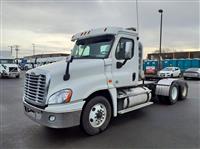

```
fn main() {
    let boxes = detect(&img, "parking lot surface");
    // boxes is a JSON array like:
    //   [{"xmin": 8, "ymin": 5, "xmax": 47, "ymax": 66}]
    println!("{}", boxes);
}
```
[{"xmin": 0, "ymin": 73, "xmax": 200, "ymax": 149}]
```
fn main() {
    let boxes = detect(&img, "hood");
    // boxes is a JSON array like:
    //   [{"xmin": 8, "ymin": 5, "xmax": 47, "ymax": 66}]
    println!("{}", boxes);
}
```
[
  {"xmin": 0, "ymin": 64, "xmax": 18, "ymax": 70},
  {"xmin": 159, "ymin": 70, "xmax": 173, "ymax": 74},
  {"xmin": 29, "ymin": 59, "xmax": 106, "ymax": 99}
]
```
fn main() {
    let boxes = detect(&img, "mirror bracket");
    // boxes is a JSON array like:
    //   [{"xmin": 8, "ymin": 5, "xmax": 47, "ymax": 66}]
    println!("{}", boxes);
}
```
[{"xmin": 116, "ymin": 59, "xmax": 128, "ymax": 69}]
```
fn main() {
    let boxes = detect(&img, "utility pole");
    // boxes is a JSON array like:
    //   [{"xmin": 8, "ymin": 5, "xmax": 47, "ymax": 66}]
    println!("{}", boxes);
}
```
[
  {"xmin": 32, "ymin": 43, "xmax": 35, "ymax": 55},
  {"xmin": 15, "ymin": 45, "xmax": 19, "ymax": 64},
  {"xmin": 158, "ymin": 9, "xmax": 163, "ymax": 70},
  {"xmin": 8, "ymin": 46, "xmax": 13, "ymax": 56}
]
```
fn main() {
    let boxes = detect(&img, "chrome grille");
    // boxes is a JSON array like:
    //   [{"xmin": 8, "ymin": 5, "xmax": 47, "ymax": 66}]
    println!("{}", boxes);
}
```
[{"xmin": 24, "ymin": 73, "xmax": 47, "ymax": 106}]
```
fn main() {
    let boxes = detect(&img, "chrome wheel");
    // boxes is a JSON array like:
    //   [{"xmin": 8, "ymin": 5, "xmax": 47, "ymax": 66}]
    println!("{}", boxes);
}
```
[
  {"xmin": 89, "ymin": 103, "xmax": 107, "ymax": 128},
  {"xmin": 171, "ymin": 86, "xmax": 178, "ymax": 101}
]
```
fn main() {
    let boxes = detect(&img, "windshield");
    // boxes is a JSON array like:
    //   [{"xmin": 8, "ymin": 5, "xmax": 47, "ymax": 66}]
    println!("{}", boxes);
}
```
[
  {"xmin": 72, "ymin": 35, "xmax": 114, "ymax": 59},
  {"xmin": 162, "ymin": 67, "xmax": 174, "ymax": 71},
  {"xmin": 0, "ymin": 59, "xmax": 15, "ymax": 64}
]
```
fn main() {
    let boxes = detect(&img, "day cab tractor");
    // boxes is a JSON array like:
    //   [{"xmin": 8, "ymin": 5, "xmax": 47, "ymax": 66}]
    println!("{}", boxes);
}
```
[
  {"xmin": 0, "ymin": 57, "xmax": 20, "ymax": 78},
  {"xmin": 23, "ymin": 27, "xmax": 188, "ymax": 135}
]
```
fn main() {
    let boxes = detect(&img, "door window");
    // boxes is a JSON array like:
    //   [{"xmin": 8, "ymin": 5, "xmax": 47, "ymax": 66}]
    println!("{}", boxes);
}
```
[{"xmin": 115, "ymin": 38, "xmax": 134, "ymax": 60}]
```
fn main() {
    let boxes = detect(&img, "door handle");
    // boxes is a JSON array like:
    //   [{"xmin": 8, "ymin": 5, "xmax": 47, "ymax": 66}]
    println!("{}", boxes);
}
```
[{"xmin": 132, "ymin": 73, "xmax": 136, "ymax": 81}]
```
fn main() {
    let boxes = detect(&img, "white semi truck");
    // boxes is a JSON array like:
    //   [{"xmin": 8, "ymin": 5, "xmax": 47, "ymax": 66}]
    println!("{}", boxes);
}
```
[
  {"xmin": 0, "ymin": 56, "xmax": 20, "ymax": 78},
  {"xmin": 23, "ymin": 27, "xmax": 188, "ymax": 135}
]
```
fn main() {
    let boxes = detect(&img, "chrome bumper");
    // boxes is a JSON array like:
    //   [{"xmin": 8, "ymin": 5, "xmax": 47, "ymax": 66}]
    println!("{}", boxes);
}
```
[{"xmin": 23, "ymin": 101, "xmax": 84, "ymax": 128}]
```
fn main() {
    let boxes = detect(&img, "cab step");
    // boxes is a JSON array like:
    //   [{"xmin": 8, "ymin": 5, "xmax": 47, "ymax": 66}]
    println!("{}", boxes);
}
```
[{"xmin": 118, "ymin": 102, "xmax": 153, "ymax": 114}]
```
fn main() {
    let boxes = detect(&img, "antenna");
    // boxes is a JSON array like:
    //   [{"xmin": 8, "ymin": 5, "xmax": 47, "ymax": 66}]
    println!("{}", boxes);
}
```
[{"xmin": 136, "ymin": 0, "xmax": 140, "ymax": 36}]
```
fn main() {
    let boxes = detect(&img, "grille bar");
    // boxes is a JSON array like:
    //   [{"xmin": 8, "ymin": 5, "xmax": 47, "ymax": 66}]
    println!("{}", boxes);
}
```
[{"xmin": 24, "ymin": 72, "xmax": 48, "ymax": 106}]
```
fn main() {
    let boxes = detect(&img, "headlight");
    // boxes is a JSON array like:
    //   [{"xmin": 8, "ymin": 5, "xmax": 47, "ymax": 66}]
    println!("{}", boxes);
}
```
[{"xmin": 48, "ymin": 89, "xmax": 72, "ymax": 105}]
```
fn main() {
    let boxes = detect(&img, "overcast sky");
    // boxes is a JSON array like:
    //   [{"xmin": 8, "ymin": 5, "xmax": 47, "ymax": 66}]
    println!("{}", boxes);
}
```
[{"xmin": 1, "ymin": 0, "xmax": 199, "ymax": 58}]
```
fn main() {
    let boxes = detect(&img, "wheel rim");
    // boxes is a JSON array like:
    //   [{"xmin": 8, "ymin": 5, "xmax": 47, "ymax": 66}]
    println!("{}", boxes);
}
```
[
  {"xmin": 171, "ymin": 86, "xmax": 178, "ymax": 100},
  {"xmin": 89, "ymin": 103, "xmax": 107, "ymax": 128}
]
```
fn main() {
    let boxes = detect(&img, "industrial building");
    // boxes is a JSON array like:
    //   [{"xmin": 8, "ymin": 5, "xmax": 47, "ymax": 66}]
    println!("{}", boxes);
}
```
[{"xmin": 147, "ymin": 51, "xmax": 200, "ymax": 60}]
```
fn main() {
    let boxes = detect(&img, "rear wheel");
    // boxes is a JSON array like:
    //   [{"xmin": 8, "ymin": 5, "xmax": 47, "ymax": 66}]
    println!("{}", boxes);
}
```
[
  {"xmin": 178, "ymin": 81, "xmax": 188, "ymax": 100},
  {"xmin": 168, "ymin": 82, "xmax": 179, "ymax": 104},
  {"xmin": 81, "ymin": 96, "xmax": 111, "ymax": 135}
]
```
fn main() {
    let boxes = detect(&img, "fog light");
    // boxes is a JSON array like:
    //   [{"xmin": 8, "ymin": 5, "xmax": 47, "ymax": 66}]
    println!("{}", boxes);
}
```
[{"xmin": 49, "ymin": 115, "xmax": 56, "ymax": 122}]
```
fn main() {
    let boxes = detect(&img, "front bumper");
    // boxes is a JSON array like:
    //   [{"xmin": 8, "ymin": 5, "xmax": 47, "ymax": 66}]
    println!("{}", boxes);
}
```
[
  {"xmin": 23, "ymin": 100, "xmax": 85, "ymax": 128},
  {"xmin": 2, "ymin": 71, "xmax": 20, "ymax": 77},
  {"xmin": 159, "ymin": 73, "xmax": 171, "ymax": 78}
]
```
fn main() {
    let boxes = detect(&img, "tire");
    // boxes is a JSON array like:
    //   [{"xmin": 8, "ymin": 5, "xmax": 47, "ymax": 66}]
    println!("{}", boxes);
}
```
[
  {"xmin": 16, "ymin": 74, "xmax": 20, "ymax": 78},
  {"xmin": 168, "ymin": 82, "xmax": 179, "ymax": 104},
  {"xmin": 178, "ymin": 81, "xmax": 188, "ymax": 100},
  {"xmin": 81, "ymin": 96, "xmax": 111, "ymax": 135}
]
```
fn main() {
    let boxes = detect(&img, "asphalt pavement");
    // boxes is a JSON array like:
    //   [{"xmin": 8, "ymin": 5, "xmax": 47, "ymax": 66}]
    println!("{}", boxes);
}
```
[{"xmin": 0, "ymin": 73, "xmax": 199, "ymax": 149}]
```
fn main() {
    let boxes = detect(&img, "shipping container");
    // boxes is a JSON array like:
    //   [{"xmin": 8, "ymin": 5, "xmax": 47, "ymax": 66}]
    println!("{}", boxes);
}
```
[{"xmin": 191, "ymin": 58, "xmax": 200, "ymax": 68}]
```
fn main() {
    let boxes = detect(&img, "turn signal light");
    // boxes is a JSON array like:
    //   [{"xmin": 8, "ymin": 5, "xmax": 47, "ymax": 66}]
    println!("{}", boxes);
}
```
[{"xmin": 65, "ymin": 90, "xmax": 72, "ymax": 103}]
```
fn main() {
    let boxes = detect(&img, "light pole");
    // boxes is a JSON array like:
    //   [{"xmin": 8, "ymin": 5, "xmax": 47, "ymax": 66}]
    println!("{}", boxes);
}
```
[
  {"xmin": 15, "ymin": 45, "xmax": 19, "ymax": 64},
  {"xmin": 32, "ymin": 43, "xmax": 35, "ymax": 55},
  {"xmin": 158, "ymin": 9, "xmax": 163, "ymax": 70},
  {"xmin": 8, "ymin": 46, "xmax": 13, "ymax": 56}
]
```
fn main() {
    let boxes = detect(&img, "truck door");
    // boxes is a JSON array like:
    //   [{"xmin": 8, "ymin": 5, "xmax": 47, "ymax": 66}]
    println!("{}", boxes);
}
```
[{"xmin": 111, "ymin": 35, "xmax": 138, "ymax": 87}]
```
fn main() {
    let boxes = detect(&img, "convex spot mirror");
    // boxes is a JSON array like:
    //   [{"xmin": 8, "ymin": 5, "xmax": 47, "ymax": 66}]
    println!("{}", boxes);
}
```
[{"xmin": 124, "ymin": 41, "xmax": 133, "ymax": 60}]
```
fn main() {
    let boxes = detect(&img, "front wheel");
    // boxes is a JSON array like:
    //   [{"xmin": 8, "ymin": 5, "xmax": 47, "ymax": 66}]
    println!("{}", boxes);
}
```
[
  {"xmin": 81, "ymin": 96, "xmax": 111, "ymax": 135},
  {"xmin": 16, "ymin": 74, "xmax": 20, "ymax": 78}
]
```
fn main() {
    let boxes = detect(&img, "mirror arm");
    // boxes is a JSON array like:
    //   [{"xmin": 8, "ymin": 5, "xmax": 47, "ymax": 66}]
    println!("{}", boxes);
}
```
[
  {"xmin": 117, "ymin": 59, "xmax": 128, "ymax": 69},
  {"xmin": 63, "ymin": 56, "xmax": 73, "ymax": 81}
]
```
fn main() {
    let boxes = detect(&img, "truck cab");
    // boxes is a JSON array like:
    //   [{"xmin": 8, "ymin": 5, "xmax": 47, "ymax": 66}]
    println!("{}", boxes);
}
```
[
  {"xmin": 0, "ymin": 57, "xmax": 20, "ymax": 78},
  {"xmin": 23, "ymin": 27, "xmax": 188, "ymax": 135}
]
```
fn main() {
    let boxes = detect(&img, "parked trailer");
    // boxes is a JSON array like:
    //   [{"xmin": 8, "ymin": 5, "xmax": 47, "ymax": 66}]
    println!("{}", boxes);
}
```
[
  {"xmin": 23, "ymin": 27, "xmax": 188, "ymax": 135},
  {"xmin": 144, "ymin": 60, "xmax": 158, "ymax": 75}
]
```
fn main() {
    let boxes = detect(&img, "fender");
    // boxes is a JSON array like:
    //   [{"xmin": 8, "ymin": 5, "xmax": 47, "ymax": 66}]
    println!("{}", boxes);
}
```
[
  {"xmin": 108, "ymin": 88, "xmax": 117, "ymax": 117},
  {"xmin": 156, "ymin": 78, "xmax": 179, "ymax": 96}
]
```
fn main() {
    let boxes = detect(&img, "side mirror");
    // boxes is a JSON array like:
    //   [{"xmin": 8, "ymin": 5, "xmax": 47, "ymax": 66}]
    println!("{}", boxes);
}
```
[
  {"xmin": 66, "ymin": 55, "xmax": 73, "ymax": 62},
  {"xmin": 124, "ymin": 41, "xmax": 133, "ymax": 60}
]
